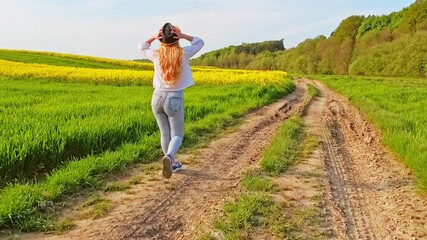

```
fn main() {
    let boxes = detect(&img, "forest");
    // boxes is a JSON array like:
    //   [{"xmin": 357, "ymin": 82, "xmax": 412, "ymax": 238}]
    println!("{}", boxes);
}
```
[{"xmin": 191, "ymin": 0, "xmax": 427, "ymax": 77}]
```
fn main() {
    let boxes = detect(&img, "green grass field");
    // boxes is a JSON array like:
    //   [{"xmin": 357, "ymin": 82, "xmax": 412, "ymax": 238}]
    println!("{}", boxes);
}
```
[
  {"xmin": 0, "ymin": 78, "xmax": 291, "ymax": 183},
  {"xmin": 2, "ymin": 48, "xmax": 425, "ymax": 232},
  {"xmin": 0, "ymin": 49, "xmax": 147, "ymax": 70},
  {"xmin": 316, "ymin": 75, "xmax": 427, "ymax": 190},
  {"xmin": 0, "ymin": 50, "xmax": 294, "ymax": 230}
]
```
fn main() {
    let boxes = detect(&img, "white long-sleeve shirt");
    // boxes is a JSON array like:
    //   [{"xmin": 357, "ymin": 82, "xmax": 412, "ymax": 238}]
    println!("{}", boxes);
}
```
[{"xmin": 138, "ymin": 37, "xmax": 205, "ymax": 91}]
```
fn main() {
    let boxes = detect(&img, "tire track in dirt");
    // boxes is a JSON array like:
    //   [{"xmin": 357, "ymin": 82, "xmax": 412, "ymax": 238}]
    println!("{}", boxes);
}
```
[
  {"xmin": 321, "ymin": 115, "xmax": 378, "ymax": 239},
  {"xmin": 311, "ymin": 80, "xmax": 427, "ymax": 240},
  {"xmin": 25, "ymin": 81, "xmax": 308, "ymax": 240}
]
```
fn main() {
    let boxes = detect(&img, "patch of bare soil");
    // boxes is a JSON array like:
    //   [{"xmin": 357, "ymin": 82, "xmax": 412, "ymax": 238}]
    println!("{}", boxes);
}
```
[
  {"xmin": 21, "ymin": 81, "xmax": 307, "ymax": 240},
  {"xmin": 311, "ymin": 79, "xmax": 427, "ymax": 239}
]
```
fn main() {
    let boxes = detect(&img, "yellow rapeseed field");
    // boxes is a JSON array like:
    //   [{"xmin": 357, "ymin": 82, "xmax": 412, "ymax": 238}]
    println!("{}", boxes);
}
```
[{"xmin": 0, "ymin": 59, "xmax": 287, "ymax": 85}]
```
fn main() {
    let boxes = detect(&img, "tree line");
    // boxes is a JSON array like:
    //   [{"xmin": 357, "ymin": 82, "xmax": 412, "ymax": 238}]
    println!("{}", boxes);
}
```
[{"xmin": 191, "ymin": 0, "xmax": 427, "ymax": 77}]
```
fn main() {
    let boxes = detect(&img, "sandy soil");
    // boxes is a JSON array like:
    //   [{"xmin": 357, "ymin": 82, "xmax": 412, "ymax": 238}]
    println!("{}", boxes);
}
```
[{"xmin": 20, "ymin": 79, "xmax": 427, "ymax": 240}]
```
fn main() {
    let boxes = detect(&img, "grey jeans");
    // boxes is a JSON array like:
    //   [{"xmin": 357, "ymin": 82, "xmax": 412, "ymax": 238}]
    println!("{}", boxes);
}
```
[{"xmin": 151, "ymin": 89, "xmax": 184, "ymax": 160}]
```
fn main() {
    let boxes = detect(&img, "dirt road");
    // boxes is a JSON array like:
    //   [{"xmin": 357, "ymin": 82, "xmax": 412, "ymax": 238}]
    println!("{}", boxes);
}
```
[
  {"xmin": 313, "ymin": 80, "xmax": 427, "ymax": 239},
  {"xmin": 24, "ymin": 79, "xmax": 427, "ymax": 240}
]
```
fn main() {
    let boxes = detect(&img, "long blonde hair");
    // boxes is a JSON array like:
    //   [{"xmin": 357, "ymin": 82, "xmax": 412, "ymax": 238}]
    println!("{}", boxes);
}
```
[{"xmin": 157, "ymin": 41, "xmax": 184, "ymax": 87}]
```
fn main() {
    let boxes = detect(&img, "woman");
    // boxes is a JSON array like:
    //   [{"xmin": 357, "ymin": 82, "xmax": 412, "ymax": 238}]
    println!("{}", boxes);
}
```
[{"xmin": 138, "ymin": 23, "xmax": 204, "ymax": 178}]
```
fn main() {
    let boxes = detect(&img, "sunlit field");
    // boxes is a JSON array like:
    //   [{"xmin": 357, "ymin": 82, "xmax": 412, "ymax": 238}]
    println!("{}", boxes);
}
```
[{"xmin": 0, "ymin": 50, "xmax": 292, "ymax": 230}]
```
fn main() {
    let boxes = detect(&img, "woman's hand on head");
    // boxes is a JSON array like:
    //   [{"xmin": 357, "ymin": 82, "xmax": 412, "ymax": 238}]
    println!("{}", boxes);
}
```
[
  {"xmin": 172, "ymin": 28, "xmax": 184, "ymax": 39},
  {"xmin": 154, "ymin": 29, "xmax": 162, "ymax": 40}
]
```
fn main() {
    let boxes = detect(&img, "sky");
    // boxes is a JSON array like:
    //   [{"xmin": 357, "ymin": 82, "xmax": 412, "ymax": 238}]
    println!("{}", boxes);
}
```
[{"xmin": 0, "ymin": 0, "xmax": 416, "ymax": 60}]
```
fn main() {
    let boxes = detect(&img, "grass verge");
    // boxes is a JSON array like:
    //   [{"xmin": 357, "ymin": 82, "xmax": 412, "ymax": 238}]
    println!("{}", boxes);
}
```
[{"xmin": 260, "ymin": 116, "xmax": 304, "ymax": 175}]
